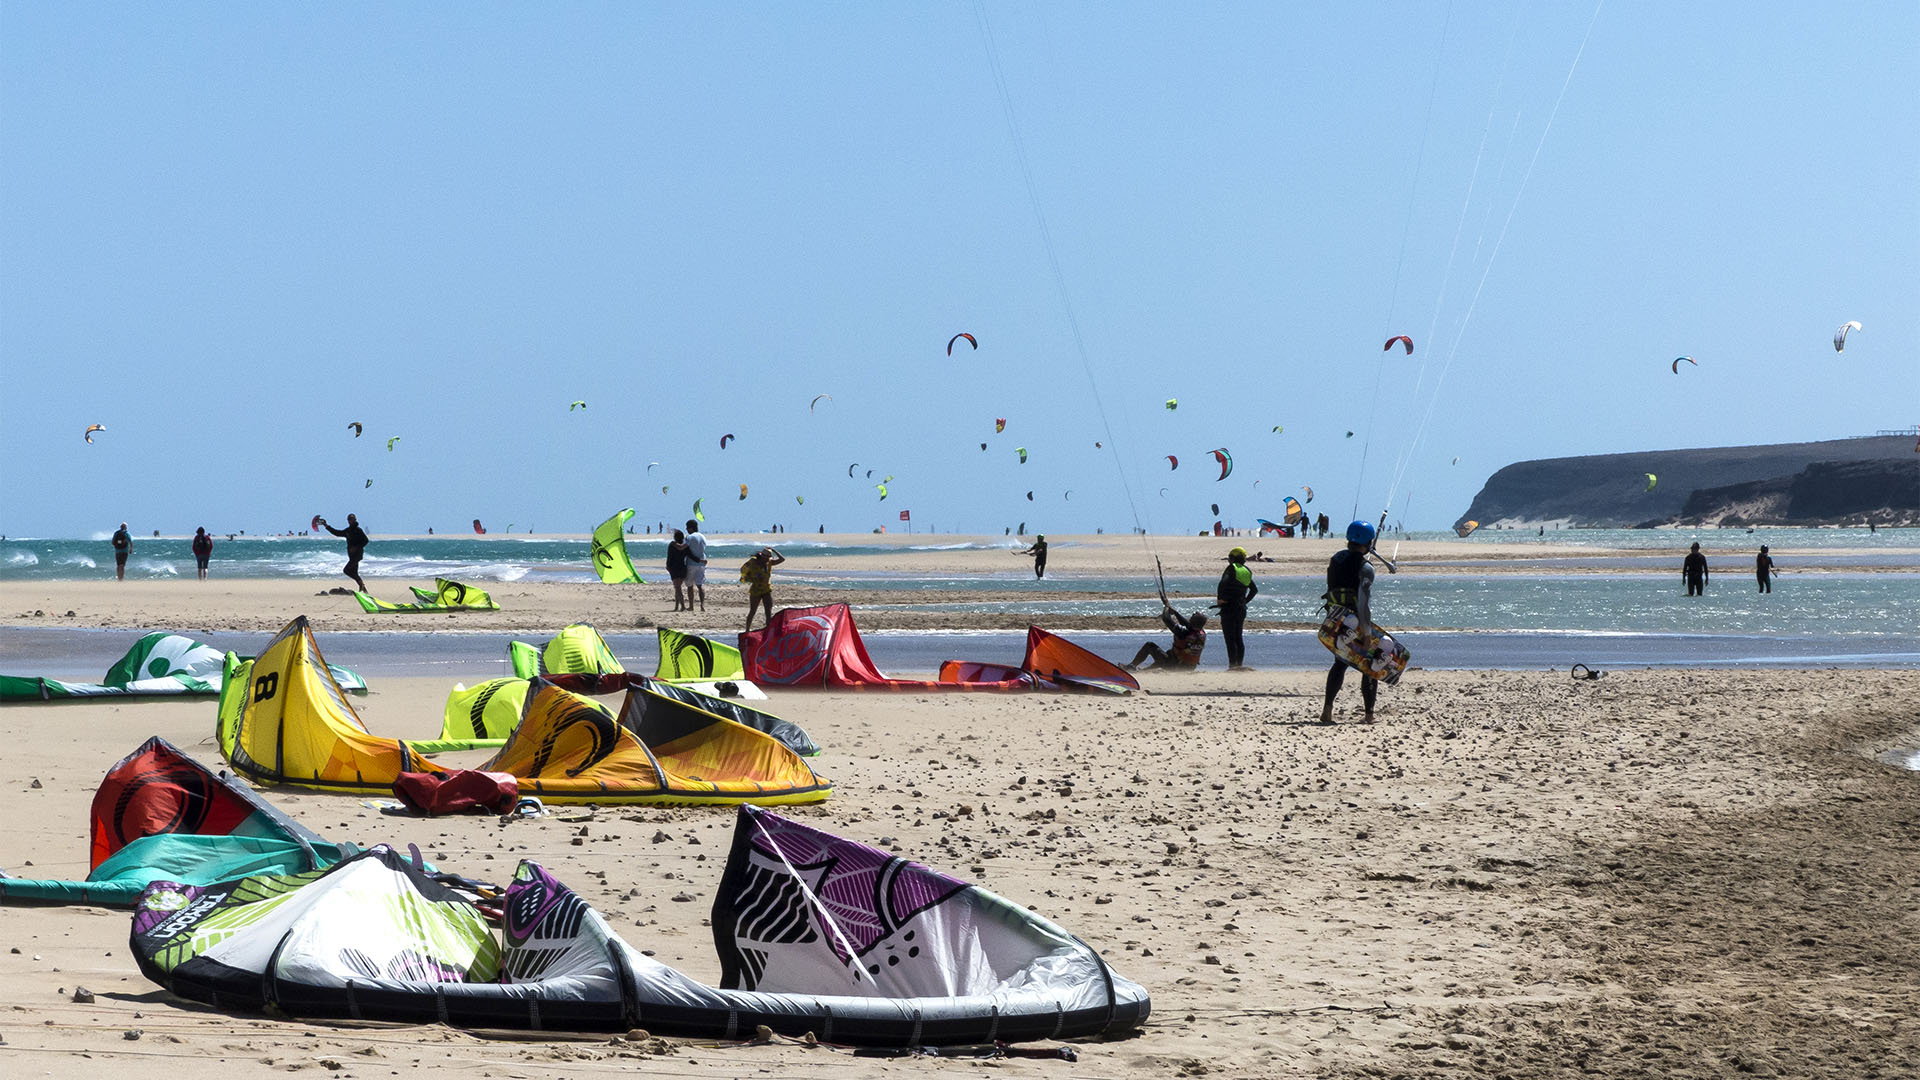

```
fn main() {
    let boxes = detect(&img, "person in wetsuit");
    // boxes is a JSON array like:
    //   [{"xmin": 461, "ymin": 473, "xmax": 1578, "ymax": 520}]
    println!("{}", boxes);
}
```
[
  {"xmin": 319, "ymin": 513, "xmax": 369, "ymax": 592},
  {"xmin": 1216, "ymin": 546, "xmax": 1258, "ymax": 670},
  {"xmin": 1125, "ymin": 604, "xmax": 1208, "ymax": 671},
  {"xmin": 1022, "ymin": 534, "xmax": 1048, "ymax": 578},
  {"xmin": 1683, "ymin": 541, "xmax": 1709, "ymax": 596},
  {"xmin": 1320, "ymin": 519, "xmax": 1380, "ymax": 724},
  {"xmin": 1755, "ymin": 545, "xmax": 1775, "ymax": 593}
]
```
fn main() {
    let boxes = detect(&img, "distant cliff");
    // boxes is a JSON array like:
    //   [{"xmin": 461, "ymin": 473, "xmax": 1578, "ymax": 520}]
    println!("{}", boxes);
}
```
[{"xmin": 1455, "ymin": 436, "xmax": 1919, "ymax": 529}]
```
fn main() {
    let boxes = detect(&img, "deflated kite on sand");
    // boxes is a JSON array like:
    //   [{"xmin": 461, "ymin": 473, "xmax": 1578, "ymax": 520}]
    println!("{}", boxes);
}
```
[{"xmin": 128, "ymin": 804, "xmax": 1148, "ymax": 1044}]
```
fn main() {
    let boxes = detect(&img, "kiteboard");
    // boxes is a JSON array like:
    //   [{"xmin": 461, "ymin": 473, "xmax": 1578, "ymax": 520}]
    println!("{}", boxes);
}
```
[{"xmin": 1316, "ymin": 605, "xmax": 1409, "ymax": 685}]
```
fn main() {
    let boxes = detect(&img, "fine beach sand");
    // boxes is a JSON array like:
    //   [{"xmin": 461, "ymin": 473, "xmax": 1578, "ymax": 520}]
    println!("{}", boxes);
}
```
[{"xmin": 2, "ymin": 538, "xmax": 1916, "ymax": 1078}]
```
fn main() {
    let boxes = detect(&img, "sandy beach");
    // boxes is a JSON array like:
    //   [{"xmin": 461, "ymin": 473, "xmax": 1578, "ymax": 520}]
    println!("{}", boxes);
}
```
[{"xmin": 1, "ymin": 537, "xmax": 1916, "ymax": 1078}]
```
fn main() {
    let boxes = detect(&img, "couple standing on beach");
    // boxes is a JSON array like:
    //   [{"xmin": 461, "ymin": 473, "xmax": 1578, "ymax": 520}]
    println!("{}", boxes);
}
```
[{"xmin": 1682, "ymin": 542, "xmax": 1779, "ymax": 595}]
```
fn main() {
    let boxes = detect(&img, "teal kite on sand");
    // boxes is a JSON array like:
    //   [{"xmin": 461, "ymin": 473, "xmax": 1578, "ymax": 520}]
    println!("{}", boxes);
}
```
[
  {"xmin": 0, "ymin": 631, "xmax": 365, "ymax": 702},
  {"xmin": 0, "ymin": 737, "xmax": 354, "ymax": 907}
]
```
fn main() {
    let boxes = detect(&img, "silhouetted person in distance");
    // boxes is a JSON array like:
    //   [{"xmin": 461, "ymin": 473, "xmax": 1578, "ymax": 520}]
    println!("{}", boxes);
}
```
[
  {"xmin": 1683, "ymin": 541, "xmax": 1709, "ymax": 596},
  {"xmin": 319, "ymin": 514, "xmax": 369, "ymax": 592},
  {"xmin": 1755, "ymin": 545, "xmax": 1775, "ymax": 593},
  {"xmin": 666, "ymin": 529, "xmax": 690, "ymax": 611},
  {"xmin": 191, "ymin": 527, "xmax": 213, "ymax": 580},
  {"xmin": 111, "ymin": 522, "xmax": 132, "ymax": 581},
  {"xmin": 1021, "ymin": 534, "xmax": 1048, "ymax": 578}
]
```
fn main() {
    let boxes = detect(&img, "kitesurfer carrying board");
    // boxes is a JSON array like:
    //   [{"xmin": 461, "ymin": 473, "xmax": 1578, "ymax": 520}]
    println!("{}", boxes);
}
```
[
  {"xmin": 317, "ymin": 514, "xmax": 369, "ymax": 593},
  {"xmin": 1317, "ymin": 519, "xmax": 1406, "ymax": 724}
]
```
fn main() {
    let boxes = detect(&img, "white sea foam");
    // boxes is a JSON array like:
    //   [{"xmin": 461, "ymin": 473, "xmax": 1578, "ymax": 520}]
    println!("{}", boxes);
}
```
[
  {"xmin": 5, "ymin": 551, "xmax": 39, "ymax": 567},
  {"xmin": 56, "ymin": 554, "xmax": 98, "ymax": 569}
]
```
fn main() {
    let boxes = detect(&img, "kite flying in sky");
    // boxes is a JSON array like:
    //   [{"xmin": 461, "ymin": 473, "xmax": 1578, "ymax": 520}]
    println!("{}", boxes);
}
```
[
  {"xmin": 1384, "ymin": 335, "xmax": 1414, "ymax": 354},
  {"xmin": 83, "ymin": 424, "xmax": 106, "ymax": 444},
  {"xmin": 947, "ymin": 332, "xmax": 977, "ymax": 355}
]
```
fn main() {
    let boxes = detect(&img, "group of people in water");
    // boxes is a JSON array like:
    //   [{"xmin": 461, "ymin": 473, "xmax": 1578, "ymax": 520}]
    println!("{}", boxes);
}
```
[{"xmin": 1683, "ymin": 542, "xmax": 1780, "ymax": 594}]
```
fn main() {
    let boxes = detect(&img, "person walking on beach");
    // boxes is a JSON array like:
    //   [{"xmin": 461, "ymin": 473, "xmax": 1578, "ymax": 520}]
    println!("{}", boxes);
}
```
[
  {"xmin": 1683, "ymin": 541, "xmax": 1709, "ymax": 596},
  {"xmin": 666, "ymin": 529, "xmax": 690, "ymax": 611},
  {"xmin": 1021, "ymin": 534, "xmax": 1048, "ymax": 579},
  {"xmin": 1755, "ymin": 545, "xmax": 1776, "ymax": 593},
  {"xmin": 1320, "ymin": 520, "xmax": 1381, "ymax": 724},
  {"xmin": 1216, "ymin": 546, "xmax": 1258, "ymax": 670},
  {"xmin": 740, "ymin": 546, "xmax": 785, "ymax": 630},
  {"xmin": 191, "ymin": 527, "xmax": 213, "ymax": 580},
  {"xmin": 1124, "ymin": 603, "xmax": 1207, "ymax": 671},
  {"xmin": 110, "ymin": 522, "xmax": 133, "ymax": 580},
  {"xmin": 683, "ymin": 519, "xmax": 709, "ymax": 612},
  {"xmin": 318, "ymin": 514, "xmax": 369, "ymax": 592}
]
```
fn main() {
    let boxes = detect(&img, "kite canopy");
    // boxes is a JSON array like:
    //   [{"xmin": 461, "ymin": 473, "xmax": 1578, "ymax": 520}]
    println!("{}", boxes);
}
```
[
  {"xmin": 83, "ymin": 423, "xmax": 106, "ymax": 444},
  {"xmin": 720, "ymin": 433, "xmax": 735, "ymax": 449},
  {"xmin": 1645, "ymin": 472, "xmax": 1659, "ymax": 491},
  {"xmin": 1281, "ymin": 496, "xmax": 1305, "ymax": 524},
  {"xmin": 1166, "ymin": 454, "xmax": 1178, "ymax": 470},
  {"xmin": 1834, "ymin": 320, "xmax": 1861, "ymax": 352},
  {"xmin": 347, "ymin": 421, "xmax": 362, "ymax": 437},
  {"xmin": 1210, "ymin": 447, "xmax": 1233, "ymax": 481},
  {"xmin": 1015, "ymin": 446, "xmax": 1027, "ymax": 463},
  {"xmin": 994, "ymin": 417, "xmax": 1006, "ymax": 433},
  {"xmin": 355, "ymin": 578, "xmax": 501, "ymax": 613},
  {"xmin": 0, "ymin": 631, "xmax": 364, "ymax": 702},
  {"xmin": 1164, "ymin": 398, "xmax": 1178, "ymax": 410},
  {"xmin": 742, "ymin": 605, "xmax": 1136, "ymax": 694},
  {"xmin": 216, "ymin": 617, "xmax": 829, "ymax": 806},
  {"xmin": 946, "ymin": 331, "xmax": 977, "ymax": 355},
  {"xmin": 0, "ymin": 736, "xmax": 353, "ymax": 907},
  {"xmin": 591, "ymin": 508, "xmax": 643, "ymax": 584},
  {"xmin": 810, "ymin": 393, "xmax": 832, "ymax": 412},
  {"xmin": 656, "ymin": 627, "xmax": 745, "ymax": 681},
  {"xmin": 1384, "ymin": 334, "xmax": 1414, "ymax": 354},
  {"xmin": 129, "ymin": 806, "xmax": 1147, "ymax": 1043},
  {"xmin": 1455, "ymin": 520, "xmax": 1481, "ymax": 537},
  {"xmin": 508, "ymin": 623, "xmax": 624, "ymax": 680},
  {"xmin": 1671, "ymin": 356, "xmax": 1696, "ymax": 374}
]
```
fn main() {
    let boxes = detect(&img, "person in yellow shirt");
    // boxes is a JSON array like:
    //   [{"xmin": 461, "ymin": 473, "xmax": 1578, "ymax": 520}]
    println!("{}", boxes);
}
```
[{"xmin": 740, "ymin": 546, "xmax": 785, "ymax": 630}]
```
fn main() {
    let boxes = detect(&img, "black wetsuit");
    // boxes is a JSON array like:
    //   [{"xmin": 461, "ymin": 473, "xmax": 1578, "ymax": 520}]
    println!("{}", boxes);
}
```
[
  {"xmin": 1029, "ymin": 540, "xmax": 1047, "ymax": 579},
  {"xmin": 1324, "ymin": 548, "xmax": 1377, "ymax": 714},
  {"xmin": 1755, "ymin": 552, "xmax": 1773, "ymax": 593},
  {"xmin": 1683, "ymin": 551, "xmax": 1708, "ymax": 596},
  {"xmin": 1216, "ymin": 563, "xmax": 1257, "ymax": 668}
]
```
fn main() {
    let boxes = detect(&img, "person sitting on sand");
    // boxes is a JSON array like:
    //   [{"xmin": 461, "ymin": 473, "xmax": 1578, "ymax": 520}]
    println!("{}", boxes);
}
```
[
  {"xmin": 1124, "ymin": 604, "xmax": 1207, "ymax": 672},
  {"xmin": 740, "ymin": 546, "xmax": 785, "ymax": 630}
]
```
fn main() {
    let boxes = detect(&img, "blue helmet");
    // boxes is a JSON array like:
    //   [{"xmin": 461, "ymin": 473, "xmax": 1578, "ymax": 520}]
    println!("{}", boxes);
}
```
[{"xmin": 1346, "ymin": 519, "xmax": 1377, "ymax": 545}]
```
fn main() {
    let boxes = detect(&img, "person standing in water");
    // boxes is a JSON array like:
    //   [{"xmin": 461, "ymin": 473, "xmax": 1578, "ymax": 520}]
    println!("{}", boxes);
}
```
[
  {"xmin": 1021, "ymin": 534, "xmax": 1048, "ymax": 579},
  {"xmin": 1683, "ymin": 541, "xmax": 1709, "ymax": 596},
  {"xmin": 1320, "ymin": 520, "xmax": 1381, "ymax": 724},
  {"xmin": 1215, "ymin": 546, "xmax": 1258, "ymax": 670},
  {"xmin": 191, "ymin": 527, "xmax": 213, "ymax": 580},
  {"xmin": 111, "ymin": 522, "xmax": 133, "ymax": 581},
  {"xmin": 318, "ymin": 514, "xmax": 369, "ymax": 592},
  {"xmin": 1755, "ymin": 545, "xmax": 1776, "ymax": 593}
]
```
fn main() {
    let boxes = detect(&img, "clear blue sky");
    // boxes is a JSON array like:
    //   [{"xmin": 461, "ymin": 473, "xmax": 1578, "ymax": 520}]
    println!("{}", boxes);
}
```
[{"xmin": 4, "ymin": 2, "xmax": 1915, "ymax": 538}]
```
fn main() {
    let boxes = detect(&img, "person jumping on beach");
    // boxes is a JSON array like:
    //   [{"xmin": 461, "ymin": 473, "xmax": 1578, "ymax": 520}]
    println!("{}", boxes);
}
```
[
  {"xmin": 740, "ymin": 546, "xmax": 785, "ymax": 630},
  {"xmin": 111, "ymin": 522, "xmax": 133, "ymax": 581},
  {"xmin": 1755, "ymin": 545, "xmax": 1775, "ymax": 593},
  {"xmin": 1683, "ymin": 541, "xmax": 1709, "ymax": 596},
  {"xmin": 318, "ymin": 514, "xmax": 369, "ymax": 592},
  {"xmin": 1320, "ymin": 520, "xmax": 1380, "ymax": 724},
  {"xmin": 1124, "ymin": 603, "xmax": 1207, "ymax": 672},
  {"xmin": 683, "ymin": 519, "xmax": 709, "ymax": 612},
  {"xmin": 1216, "ymin": 546, "xmax": 1258, "ymax": 670},
  {"xmin": 1021, "ymin": 534, "xmax": 1048, "ymax": 579},
  {"xmin": 191, "ymin": 527, "xmax": 213, "ymax": 580}
]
